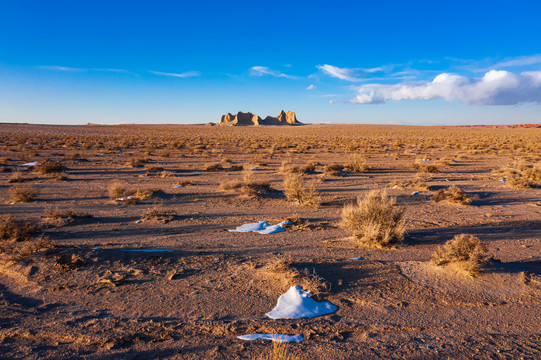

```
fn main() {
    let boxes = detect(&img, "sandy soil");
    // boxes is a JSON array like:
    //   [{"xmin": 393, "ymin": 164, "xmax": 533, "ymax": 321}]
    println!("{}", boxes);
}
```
[{"xmin": 0, "ymin": 123, "xmax": 540, "ymax": 359}]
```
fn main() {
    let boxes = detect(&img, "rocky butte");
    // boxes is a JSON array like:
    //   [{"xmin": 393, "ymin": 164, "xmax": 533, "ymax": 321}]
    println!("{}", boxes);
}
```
[{"xmin": 218, "ymin": 110, "xmax": 301, "ymax": 126}]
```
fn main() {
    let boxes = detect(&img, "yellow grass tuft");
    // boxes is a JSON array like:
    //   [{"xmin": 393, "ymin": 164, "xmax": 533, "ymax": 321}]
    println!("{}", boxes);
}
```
[{"xmin": 340, "ymin": 190, "xmax": 405, "ymax": 248}]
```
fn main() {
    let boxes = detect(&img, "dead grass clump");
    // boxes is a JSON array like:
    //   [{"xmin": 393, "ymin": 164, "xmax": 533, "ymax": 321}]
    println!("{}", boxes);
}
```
[
  {"xmin": 141, "ymin": 207, "xmax": 176, "ymax": 223},
  {"xmin": 283, "ymin": 175, "xmax": 321, "ymax": 208},
  {"xmin": 432, "ymin": 234, "xmax": 489, "ymax": 276},
  {"xmin": 125, "ymin": 158, "xmax": 143, "ymax": 168},
  {"xmin": 324, "ymin": 164, "xmax": 344, "ymax": 176},
  {"xmin": 303, "ymin": 161, "xmax": 317, "ymax": 172},
  {"xmin": 432, "ymin": 185, "xmax": 472, "ymax": 205},
  {"xmin": 219, "ymin": 170, "xmax": 273, "ymax": 197},
  {"xmin": 413, "ymin": 163, "xmax": 440, "ymax": 173},
  {"xmin": 344, "ymin": 154, "xmax": 369, "ymax": 173},
  {"xmin": 205, "ymin": 162, "xmax": 224, "ymax": 171},
  {"xmin": 7, "ymin": 172, "xmax": 35, "ymax": 183},
  {"xmin": 505, "ymin": 175, "xmax": 533, "ymax": 189},
  {"xmin": 0, "ymin": 215, "xmax": 50, "ymax": 257},
  {"xmin": 257, "ymin": 342, "xmax": 301, "ymax": 360},
  {"xmin": 9, "ymin": 185, "xmax": 38, "ymax": 203},
  {"xmin": 340, "ymin": 190, "xmax": 405, "ymax": 248},
  {"xmin": 389, "ymin": 179, "xmax": 430, "ymax": 191},
  {"xmin": 492, "ymin": 161, "xmax": 540, "ymax": 189},
  {"xmin": 108, "ymin": 182, "xmax": 127, "ymax": 200},
  {"xmin": 42, "ymin": 208, "xmax": 93, "ymax": 226},
  {"xmin": 263, "ymin": 257, "xmax": 329, "ymax": 297},
  {"xmin": 0, "ymin": 215, "xmax": 37, "ymax": 243},
  {"xmin": 218, "ymin": 179, "xmax": 243, "ymax": 191},
  {"xmin": 35, "ymin": 161, "xmax": 66, "ymax": 175}
]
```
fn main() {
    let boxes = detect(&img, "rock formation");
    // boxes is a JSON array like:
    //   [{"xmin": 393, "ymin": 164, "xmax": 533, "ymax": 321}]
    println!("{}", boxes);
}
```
[{"xmin": 218, "ymin": 110, "xmax": 301, "ymax": 126}]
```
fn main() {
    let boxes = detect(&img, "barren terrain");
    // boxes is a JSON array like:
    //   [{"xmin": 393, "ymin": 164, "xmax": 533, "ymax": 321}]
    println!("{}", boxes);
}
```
[{"xmin": 0, "ymin": 123, "xmax": 540, "ymax": 359}]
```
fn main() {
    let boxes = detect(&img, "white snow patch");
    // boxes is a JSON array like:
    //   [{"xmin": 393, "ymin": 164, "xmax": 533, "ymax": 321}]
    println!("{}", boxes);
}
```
[
  {"xmin": 228, "ymin": 221, "xmax": 290, "ymax": 234},
  {"xmin": 412, "ymin": 191, "xmax": 420, "ymax": 195},
  {"xmin": 266, "ymin": 286, "xmax": 338, "ymax": 319},
  {"xmin": 237, "ymin": 334, "xmax": 304, "ymax": 342},
  {"xmin": 348, "ymin": 257, "xmax": 362, "ymax": 260},
  {"xmin": 21, "ymin": 162, "xmax": 38, "ymax": 167}
]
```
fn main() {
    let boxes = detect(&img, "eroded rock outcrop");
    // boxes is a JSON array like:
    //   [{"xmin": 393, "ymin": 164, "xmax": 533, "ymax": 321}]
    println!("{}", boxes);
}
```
[{"xmin": 218, "ymin": 110, "xmax": 301, "ymax": 126}]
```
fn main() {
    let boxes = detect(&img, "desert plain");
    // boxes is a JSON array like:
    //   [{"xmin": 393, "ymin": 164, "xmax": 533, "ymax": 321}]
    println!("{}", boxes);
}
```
[{"xmin": 0, "ymin": 123, "xmax": 540, "ymax": 359}]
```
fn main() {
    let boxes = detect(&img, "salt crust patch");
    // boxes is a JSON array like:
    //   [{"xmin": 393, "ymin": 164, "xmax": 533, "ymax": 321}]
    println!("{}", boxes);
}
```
[
  {"xmin": 228, "ymin": 221, "xmax": 290, "ymax": 234},
  {"xmin": 237, "ymin": 334, "xmax": 304, "ymax": 342},
  {"xmin": 266, "ymin": 285, "xmax": 338, "ymax": 319}
]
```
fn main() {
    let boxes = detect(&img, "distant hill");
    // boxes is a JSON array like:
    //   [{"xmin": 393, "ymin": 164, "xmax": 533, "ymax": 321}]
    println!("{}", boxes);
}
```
[
  {"xmin": 456, "ymin": 124, "xmax": 541, "ymax": 128},
  {"xmin": 218, "ymin": 110, "xmax": 301, "ymax": 126}
]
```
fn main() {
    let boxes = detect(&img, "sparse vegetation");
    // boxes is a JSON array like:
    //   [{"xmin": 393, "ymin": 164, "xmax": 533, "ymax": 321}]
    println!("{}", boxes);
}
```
[
  {"xmin": 283, "ymin": 175, "xmax": 321, "ymax": 208},
  {"xmin": 9, "ymin": 184, "xmax": 38, "ymax": 203},
  {"xmin": 219, "ymin": 169, "xmax": 273, "ymax": 197},
  {"xmin": 35, "ymin": 160, "xmax": 66, "ymax": 175},
  {"xmin": 141, "ymin": 207, "xmax": 176, "ymax": 223},
  {"xmin": 432, "ymin": 234, "xmax": 489, "ymax": 276},
  {"xmin": 0, "ymin": 215, "xmax": 51, "ymax": 257},
  {"xmin": 256, "ymin": 340, "xmax": 301, "ymax": 360},
  {"xmin": 344, "ymin": 154, "xmax": 369, "ymax": 173},
  {"xmin": 42, "ymin": 208, "xmax": 93, "ymax": 226},
  {"xmin": 340, "ymin": 190, "xmax": 405, "ymax": 248},
  {"xmin": 432, "ymin": 185, "xmax": 472, "ymax": 205}
]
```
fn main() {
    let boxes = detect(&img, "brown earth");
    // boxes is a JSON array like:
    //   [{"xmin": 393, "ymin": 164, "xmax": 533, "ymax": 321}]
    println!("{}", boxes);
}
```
[{"xmin": 0, "ymin": 123, "xmax": 540, "ymax": 359}]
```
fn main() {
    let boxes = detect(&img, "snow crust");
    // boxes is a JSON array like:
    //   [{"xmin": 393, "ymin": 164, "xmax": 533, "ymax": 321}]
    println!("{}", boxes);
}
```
[
  {"xmin": 237, "ymin": 334, "xmax": 304, "ymax": 342},
  {"xmin": 266, "ymin": 285, "xmax": 338, "ymax": 319},
  {"xmin": 228, "ymin": 221, "xmax": 290, "ymax": 234}
]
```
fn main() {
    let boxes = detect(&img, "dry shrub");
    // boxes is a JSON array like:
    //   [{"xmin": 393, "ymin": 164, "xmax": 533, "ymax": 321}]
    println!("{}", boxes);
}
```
[
  {"xmin": 141, "ymin": 207, "xmax": 176, "ymax": 223},
  {"xmin": 389, "ymin": 179, "xmax": 430, "ymax": 191},
  {"xmin": 344, "ymin": 154, "xmax": 369, "ymax": 173},
  {"xmin": 283, "ymin": 175, "xmax": 320, "ymax": 208},
  {"xmin": 303, "ymin": 161, "xmax": 317, "ymax": 172},
  {"xmin": 257, "ymin": 341, "xmax": 301, "ymax": 360},
  {"xmin": 493, "ymin": 161, "xmax": 539, "ymax": 189},
  {"xmin": 278, "ymin": 161, "xmax": 302, "ymax": 174},
  {"xmin": 218, "ymin": 179, "xmax": 243, "ymax": 191},
  {"xmin": 506, "ymin": 175, "xmax": 533, "ymax": 189},
  {"xmin": 0, "ymin": 215, "xmax": 51, "ymax": 257},
  {"xmin": 432, "ymin": 234, "xmax": 489, "ymax": 276},
  {"xmin": 42, "ymin": 208, "xmax": 93, "ymax": 226},
  {"xmin": 219, "ymin": 170, "xmax": 272, "ymax": 197},
  {"xmin": 413, "ymin": 163, "xmax": 440, "ymax": 173},
  {"xmin": 7, "ymin": 172, "xmax": 35, "ymax": 183},
  {"xmin": 339, "ymin": 190, "xmax": 405, "ymax": 248},
  {"xmin": 108, "ymin": 182, "xmax": 127, "ymax": 200},
  {"xmin": 323, "ymin": 164, "xmax": 344, "ymax": 176},
  {"xmin": 205, "ymin": 162, "xmax": 224, "ymax": 171},
  {"xmin": 35, "ymin": 161, "xmax": 66, "ymax": 175},
  {"xmin": 9, "ymin": 185, "xmax": 38, "ymax": 203},
  {"xmin": 432, "ymin": 185, "xmax": 472, "ymax": 205},
  {"xmin": 264, "ymin": 257, "xmax": 329, "ymax": 297},
  {"xmin": 125, "ymin": 158, "xmax": 143, "ymax": 168},
  {"xmin": 0, "ymin": 215, "xmax": 36, "ymax": 243}
]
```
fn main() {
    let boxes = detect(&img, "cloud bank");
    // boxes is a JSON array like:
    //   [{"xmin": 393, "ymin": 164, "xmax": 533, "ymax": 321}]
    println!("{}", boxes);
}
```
[{"xmin": 351, "ymin": 70, "xmax": 541, "ymax": 105}]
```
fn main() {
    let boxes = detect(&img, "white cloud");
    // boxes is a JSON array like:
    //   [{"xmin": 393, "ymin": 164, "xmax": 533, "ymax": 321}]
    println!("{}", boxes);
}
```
[
  {"xmin": 37, "ymin": 65, "xmax": 133, "ymax": 74},
  {"xmin": 306, "ymin": 84, "xmax": 316, "ymax": 90},
  {"xmin": 493, "ymin": 54, "xmax": 541, "ymax": 68},
  {"xmin": 317, "ymin": 64, "xmax": 384, "ymax": 82},
  {"xmin": 351, "ymin": 70, "xmax": 541, "ymax": 106},
  {"xmin": 249, "ymin": 66, "xmax": 296, "ymax": 79},
  {"xmin": 149, "ymin": 70, "xmax": 200, "ymax": 78},
  {"xmin": 37, "ymin": 65, "xmax": 82, "ymax": 72}
]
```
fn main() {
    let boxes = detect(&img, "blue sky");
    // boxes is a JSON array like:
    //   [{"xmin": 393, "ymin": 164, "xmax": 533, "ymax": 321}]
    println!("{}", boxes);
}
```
[{"xmin": 1, "ymin": 0, "xmax": 541, "ymax": 125}]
